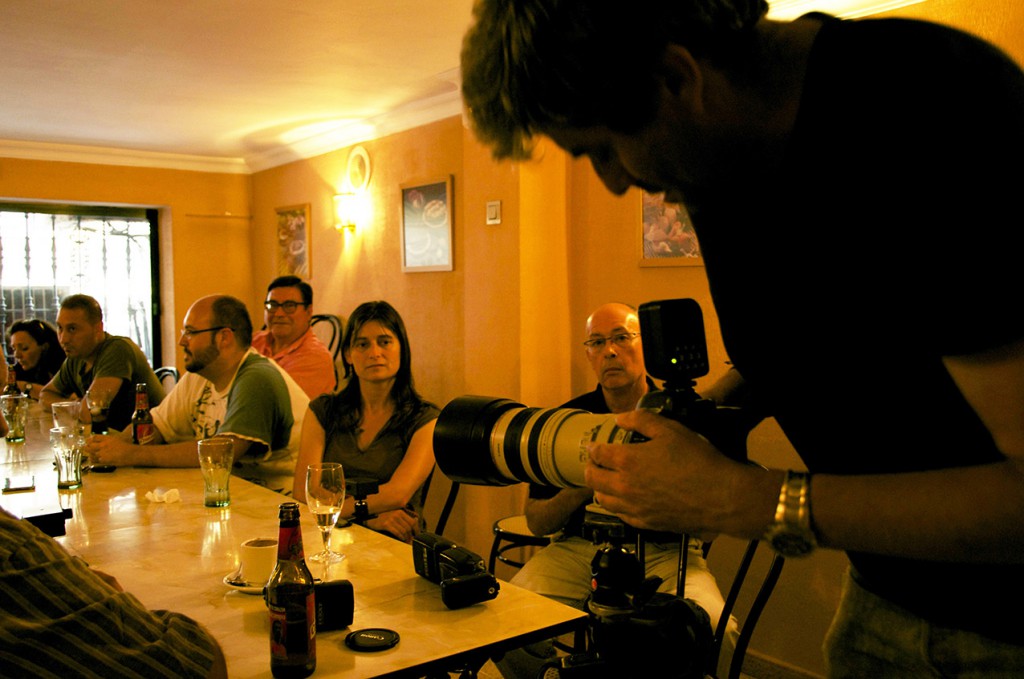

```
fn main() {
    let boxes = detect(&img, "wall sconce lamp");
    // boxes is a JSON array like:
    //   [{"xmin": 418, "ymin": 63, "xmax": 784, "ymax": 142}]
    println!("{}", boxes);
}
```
[
  {"xmin": 334, "ymin": 192, "xmax": 358, "ymax": 232},
  {"xmin": 335, "ymin": 146, "xmax": 372, "ymax": 233}
]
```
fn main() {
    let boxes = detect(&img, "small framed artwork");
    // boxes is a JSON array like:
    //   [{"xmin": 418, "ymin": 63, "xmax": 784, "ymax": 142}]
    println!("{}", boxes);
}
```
[
  {"xmin": 401, "ymin": 176, "xmax": 453, "ymax": 272},
  {"xmin": 276, "ymin": 204, "xmax": 311, "ymax": 277},
  {"xmin": 639, "ymin": 191, "xmax": 703, "ymax": 267}
]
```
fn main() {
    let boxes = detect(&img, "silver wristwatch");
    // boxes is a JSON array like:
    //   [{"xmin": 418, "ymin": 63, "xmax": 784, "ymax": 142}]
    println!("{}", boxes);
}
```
[{"xmin": 764, "ymin": 470, "xmax": 817, "ymax": 558}]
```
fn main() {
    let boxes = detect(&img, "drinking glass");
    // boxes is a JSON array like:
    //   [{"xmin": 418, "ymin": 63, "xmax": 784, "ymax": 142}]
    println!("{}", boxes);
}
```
[
  {"xmin": 2, "ymin": 394, "xmax": 28, "ymax": 443},
  {"xmin": 85, "ymin": 388, "xmax": 112, "ymax": 434},
  {"xmin": 197, "ymin": 438, "xmax": 234, "ymax": 507},
  {"xmin": 305, "ymin": 462, "xmax": 346, "ymax": 564},
  {"xmin": 52, "ymin": 400, "xmax": 82, "ymax": 431},
  {"xmin": 51, "ymin": 426, "xmax": 83, "ymax": 489}
]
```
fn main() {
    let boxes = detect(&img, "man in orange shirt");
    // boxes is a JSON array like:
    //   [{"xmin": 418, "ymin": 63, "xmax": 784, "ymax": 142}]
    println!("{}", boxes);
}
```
[{"xmin": 251, "ymin": 276, "xmax": 336, "ymax": 399}]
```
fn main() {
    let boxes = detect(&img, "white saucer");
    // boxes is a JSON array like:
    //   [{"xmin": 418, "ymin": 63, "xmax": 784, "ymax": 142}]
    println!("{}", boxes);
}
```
[{"xmin": 223, "ymin": 572, "xmax": 265, "ymax": 595}]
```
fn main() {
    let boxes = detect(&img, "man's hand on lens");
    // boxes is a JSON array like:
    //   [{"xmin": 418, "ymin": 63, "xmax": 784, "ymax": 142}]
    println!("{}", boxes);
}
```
[{"xmin": 585, "ymin": 409, "xmax": 750, "ymax": 537}]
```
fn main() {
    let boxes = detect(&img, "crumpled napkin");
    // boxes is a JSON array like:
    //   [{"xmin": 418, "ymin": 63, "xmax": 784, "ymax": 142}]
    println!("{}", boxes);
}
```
[{"xmin": 145, "ymin": 488, "xmax": 181, "ymax": 503}]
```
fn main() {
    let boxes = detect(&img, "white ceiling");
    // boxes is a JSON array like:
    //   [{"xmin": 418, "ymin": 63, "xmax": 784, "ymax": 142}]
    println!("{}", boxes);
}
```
[
  {"xmin": 0, "ymin": 0, "xmax": 475, "ymax": 173},
  {"xmin": 0, "ymin": 0, "xmax": 919, "ymax": 174}
]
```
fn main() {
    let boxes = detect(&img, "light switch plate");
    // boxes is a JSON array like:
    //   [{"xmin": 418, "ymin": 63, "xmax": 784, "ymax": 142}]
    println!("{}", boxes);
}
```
[{"xmin": 486, "ymin": 200, "xmax": 501, "ymax": 225}]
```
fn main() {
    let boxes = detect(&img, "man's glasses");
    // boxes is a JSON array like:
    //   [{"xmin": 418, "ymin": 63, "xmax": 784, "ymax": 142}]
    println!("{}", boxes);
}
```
[
  {"xmin": 264, "ymin": 301, "xmax": 309, "ymax": 314},
  {"xmin": 180, "ymin": 326, "xmax": 227, "ymax": 340},
  {"xmin": 583, "ymin": 332, "xmax": 640, "ymax": 352}
]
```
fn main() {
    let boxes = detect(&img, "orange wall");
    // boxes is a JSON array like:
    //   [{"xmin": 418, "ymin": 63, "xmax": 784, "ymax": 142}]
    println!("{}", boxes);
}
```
[
  {"xmin": 250, "ymin": 118, "xmax": 531, "ymax": 555},
  {"xmin": 250, "ymin": 118, "xmax": 469, "ymax": 412}
]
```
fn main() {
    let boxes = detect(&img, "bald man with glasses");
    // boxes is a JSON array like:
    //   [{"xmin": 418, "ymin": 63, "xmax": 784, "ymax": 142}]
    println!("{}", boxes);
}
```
[
  {"xmin": 496, "ymin": 302, "xmax": 735, "ymax": 678},
  {"xmin": 251, "ymin": 275, "xmax": 336, "ymax": 399}
]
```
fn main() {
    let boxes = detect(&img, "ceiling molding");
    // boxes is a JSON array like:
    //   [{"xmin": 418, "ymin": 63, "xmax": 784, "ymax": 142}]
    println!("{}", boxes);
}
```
[
  {"xmin": 0, "ymin": 139, "xmax": 250, "ymax": 175},
  {"xmin": 0, "ymin": 88, "xmax": 464, "ymax": 176}
]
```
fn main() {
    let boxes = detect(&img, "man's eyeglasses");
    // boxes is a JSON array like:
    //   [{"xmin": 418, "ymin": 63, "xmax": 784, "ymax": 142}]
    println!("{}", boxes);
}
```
[
  {"xmin": 264, "ymin": 301, "xmax": 309, "ymax": 314},
  {"xmin": 583, "ymin": 332, "xmax": 641, "ymax": 352},
  {"xmin": 180, "ymin": 326, "xmax": 227, "ymax": 340}
]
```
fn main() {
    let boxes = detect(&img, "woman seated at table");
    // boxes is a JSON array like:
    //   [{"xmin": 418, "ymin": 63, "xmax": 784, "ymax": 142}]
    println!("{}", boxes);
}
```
[
  {"xmin": 7, "ymin": 319, "xmax": 66, "ymax": 400},
  {"xmin": 293, "ymin": 300, "xmax": 438, "ymax": 543}
]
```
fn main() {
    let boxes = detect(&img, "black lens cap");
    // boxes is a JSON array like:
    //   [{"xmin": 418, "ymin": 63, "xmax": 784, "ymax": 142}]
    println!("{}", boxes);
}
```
[{"xmin": 345, "ymin": 628, "xmax": 400, "ymax": 652}]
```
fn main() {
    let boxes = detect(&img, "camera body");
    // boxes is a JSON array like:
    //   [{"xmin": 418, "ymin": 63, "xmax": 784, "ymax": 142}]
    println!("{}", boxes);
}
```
[
  {"xmin": 314, "ymin": 579, "xmax": 354, "ymax": 632},
  {"xmin": 438, "ymin": 544, "xmax": 486, "ymax": 581},
  {"xmin": 412, "ymin": 532, "xmax": 500, "ymax": 609},
  {"xmin": 412, "ymin": 532, "xmax": 455, "ymax": 583}
]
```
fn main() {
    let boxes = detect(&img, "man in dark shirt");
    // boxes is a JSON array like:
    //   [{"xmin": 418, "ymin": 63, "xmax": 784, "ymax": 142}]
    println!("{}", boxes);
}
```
[
  {"xmin": 41, "ymin": 294, "xmax": 164, "ymax": 432},
  {"xmin": 462, "ymin": 1, "xmax": 1024, "ymax": 674}
]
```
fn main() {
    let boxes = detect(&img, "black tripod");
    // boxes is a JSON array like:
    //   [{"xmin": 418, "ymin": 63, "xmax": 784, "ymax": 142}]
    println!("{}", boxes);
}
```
[{"xmin": 544, "ymin": 508, "xmax": 713, "ymax": 679}]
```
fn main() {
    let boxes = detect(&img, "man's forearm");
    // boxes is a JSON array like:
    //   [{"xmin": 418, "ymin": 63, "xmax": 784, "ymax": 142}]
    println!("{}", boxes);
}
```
[
  {"xmin": 128, "ymin": 440, "xmax": 202, "ymax": 467},
  {"xmin": 39, "ymin": 386, "xmax": 67, "ymax": 409},
  {"xmin": 525, "ymin": 487, "xmax": 593, "ymax": 536}
]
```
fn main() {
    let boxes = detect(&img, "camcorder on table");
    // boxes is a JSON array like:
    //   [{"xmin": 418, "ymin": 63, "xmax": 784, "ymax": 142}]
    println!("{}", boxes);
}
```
[
  {"xmin": 432, "ymin": 298, "xmax": 749, "ymax": 678},
  {"xmin": 413, "ymin": 532, "xmax": 500, "ymax": 610}
]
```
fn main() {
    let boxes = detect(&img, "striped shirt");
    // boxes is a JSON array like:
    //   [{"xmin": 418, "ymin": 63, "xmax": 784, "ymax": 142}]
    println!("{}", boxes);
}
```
[{"xmin": 0, "ymin": 508, "xmax": 217, "ymax": 678}]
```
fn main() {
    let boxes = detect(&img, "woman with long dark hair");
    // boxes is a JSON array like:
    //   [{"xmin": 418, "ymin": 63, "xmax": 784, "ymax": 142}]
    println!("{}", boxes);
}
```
[
  {"xmin": 7, "ymin": 319, "xmax": 66, "ymax": 400},
  {"xmin": 293, "ymin": 301, "xmax": 438, "ymax": 542}
]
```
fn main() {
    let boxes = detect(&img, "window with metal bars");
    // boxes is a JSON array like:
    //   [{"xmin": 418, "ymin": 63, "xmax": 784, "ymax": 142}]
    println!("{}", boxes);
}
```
[{"xmin": 0, "ymin": 203, "xmax": 161, "ymax": 366}]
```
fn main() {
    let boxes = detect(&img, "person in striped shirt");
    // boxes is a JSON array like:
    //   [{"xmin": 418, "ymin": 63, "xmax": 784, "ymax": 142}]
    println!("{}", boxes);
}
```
[{"xmin": 0, "ymin": 508, "xmax": 227, "ymax": 678}]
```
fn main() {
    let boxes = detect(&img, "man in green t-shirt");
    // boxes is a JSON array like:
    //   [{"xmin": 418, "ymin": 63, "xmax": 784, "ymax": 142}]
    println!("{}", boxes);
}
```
[
  {"xmin": 84, "ymin": 295, "xmax": 308, "ymax": 494},
  {"xmin": 40, "ymin": 294, "xmax": 165, "ymax": 432}
]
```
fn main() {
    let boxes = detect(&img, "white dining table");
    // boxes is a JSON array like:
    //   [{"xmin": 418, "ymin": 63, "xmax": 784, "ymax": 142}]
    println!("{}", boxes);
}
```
[{"xmin": 1, "ymin": 403, "xmax": 586, "ymax": 678}]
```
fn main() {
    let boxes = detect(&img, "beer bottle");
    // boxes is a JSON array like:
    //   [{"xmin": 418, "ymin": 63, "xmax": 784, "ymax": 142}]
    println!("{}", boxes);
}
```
[
  {"xmin": 267, "ymin": 502, "xmax": 316, "ymax": 678},
  {"xmin": 3, "ymin": 363, "xmax": 22, "ymax": 396},
  {"xmin": 131, "ymin": 384, "xmax": 155, "ymax": 444}
]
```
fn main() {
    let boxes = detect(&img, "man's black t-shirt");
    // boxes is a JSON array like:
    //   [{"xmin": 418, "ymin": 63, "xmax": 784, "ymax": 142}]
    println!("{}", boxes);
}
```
[{"xmin": 696, "ymin": 16, "xmax": 1024, "ymax": 642}]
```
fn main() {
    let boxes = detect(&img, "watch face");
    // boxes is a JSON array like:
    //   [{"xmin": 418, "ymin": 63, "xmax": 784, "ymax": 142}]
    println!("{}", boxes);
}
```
[{"xmin": 770, "ymin": 532, "xmax": 815, "ymax": 558}]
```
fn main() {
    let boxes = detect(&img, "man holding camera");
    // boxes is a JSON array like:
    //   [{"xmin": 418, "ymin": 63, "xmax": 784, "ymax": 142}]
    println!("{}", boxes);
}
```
[
  {"xmin": 497, "ymin": 302, "xmax": 734, "ymax": 678},
  {"xmin": 462, "ymin": 1, "xmax": 1024, "ymax": 675}
]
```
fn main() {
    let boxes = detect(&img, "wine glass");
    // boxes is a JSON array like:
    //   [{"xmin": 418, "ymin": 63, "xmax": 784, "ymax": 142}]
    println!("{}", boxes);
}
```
[{"xmin": 305, "ymin": 462, "xmax": 346, "ymax": 564}]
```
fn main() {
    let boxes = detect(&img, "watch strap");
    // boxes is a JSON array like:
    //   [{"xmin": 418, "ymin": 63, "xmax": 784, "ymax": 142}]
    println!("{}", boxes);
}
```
[{"xmin": 767, "ymin": 470, "xmax": 817, "ymax": 557}]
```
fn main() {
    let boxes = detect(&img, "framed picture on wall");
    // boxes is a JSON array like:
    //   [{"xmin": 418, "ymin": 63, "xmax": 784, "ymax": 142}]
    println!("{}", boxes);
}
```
[
  {"xmin": 639, "ymin": 191, "xmax": 703, "ymax": 267},
  {"xmin": 276, "ymin": 204, "xmax": 311, "ymax": 277},
  {"xmin": 401, "ymin": 176, "xmax": 453, "ymax": 272}
]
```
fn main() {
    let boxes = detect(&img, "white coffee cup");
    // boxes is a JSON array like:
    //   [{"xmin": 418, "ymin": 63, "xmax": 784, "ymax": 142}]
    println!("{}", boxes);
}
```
[{"xmin": 238, "ymin": 537, "xmax": 278, "ymax": 586}]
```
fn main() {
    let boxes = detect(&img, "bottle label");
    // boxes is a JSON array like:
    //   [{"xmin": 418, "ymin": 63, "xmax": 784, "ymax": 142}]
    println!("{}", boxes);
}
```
[
  {"xmin": 133, "ymin": 422, "xmax": 156, "ymax": 445},
  {"xmin": 268, "ymin": 591, "xmax": 316, "ymax": 662}
]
